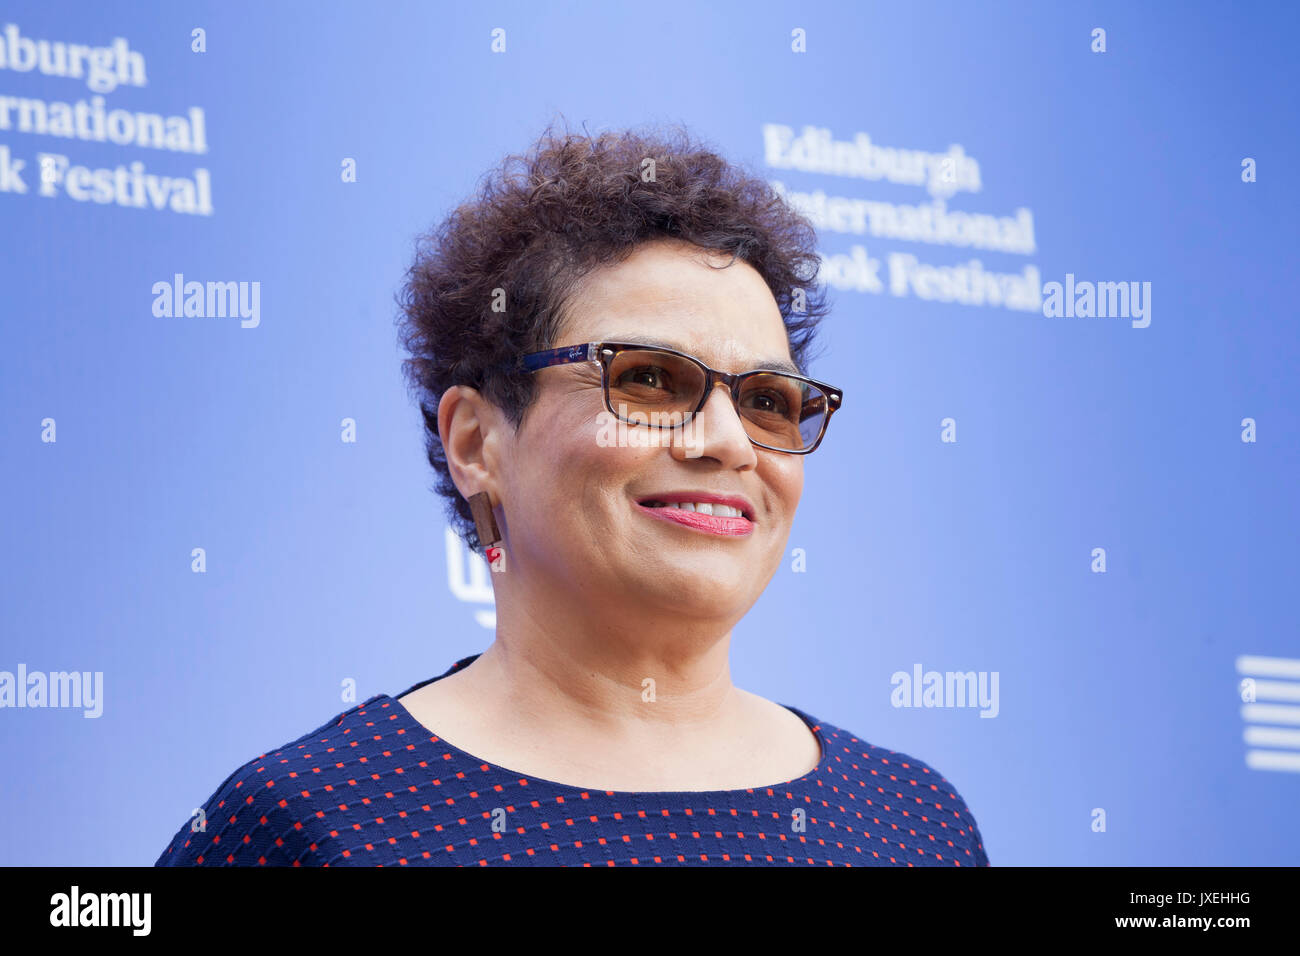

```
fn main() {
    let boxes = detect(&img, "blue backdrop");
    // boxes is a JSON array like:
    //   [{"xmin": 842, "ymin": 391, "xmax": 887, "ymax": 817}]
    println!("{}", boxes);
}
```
[{"xmin": 1, "ymin": 0, "xmax": 1296, "ymax": 866}]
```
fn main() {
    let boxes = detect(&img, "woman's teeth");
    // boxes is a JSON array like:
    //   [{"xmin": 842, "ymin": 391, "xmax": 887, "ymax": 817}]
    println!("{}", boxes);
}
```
[{"xmin": 643, "ymin": 501, "xmax": 744, "ymax": 518}]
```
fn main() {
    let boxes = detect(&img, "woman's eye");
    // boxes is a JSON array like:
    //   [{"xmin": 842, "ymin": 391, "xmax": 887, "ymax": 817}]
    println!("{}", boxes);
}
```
[
  {"xmin": 624, "ymin": 366, "xmax": 669, "ymax": 389},
  {"xmin": 746, "ymin": 390, "xmax": 789, "ymax": 414}
]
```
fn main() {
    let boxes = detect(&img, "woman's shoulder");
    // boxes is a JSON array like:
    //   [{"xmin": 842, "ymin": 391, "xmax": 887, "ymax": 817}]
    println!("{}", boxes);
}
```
[
  {"xmin": 790, "ymin": 705, "xmax": 991, "ymax": 866},
  {"xmin": 153, "ymin": 695, "xmax": 395, "ymax": 867}
]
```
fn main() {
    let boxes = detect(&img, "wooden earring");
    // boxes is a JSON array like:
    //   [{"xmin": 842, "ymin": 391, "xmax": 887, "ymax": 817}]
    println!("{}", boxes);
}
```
[{"xmin": 468, "ymin": 490, "xmax": 501, "ymax": 550}]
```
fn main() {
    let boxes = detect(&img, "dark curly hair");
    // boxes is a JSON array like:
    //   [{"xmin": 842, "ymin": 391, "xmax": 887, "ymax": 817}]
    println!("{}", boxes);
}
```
[{"xmin": 396, "ymin": 118, "xmax": 832, "ymax": 553}]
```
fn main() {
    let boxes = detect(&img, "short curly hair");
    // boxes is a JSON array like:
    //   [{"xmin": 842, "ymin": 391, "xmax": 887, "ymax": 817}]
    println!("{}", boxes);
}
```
[{"xmin": 396, "ymin": 118, "xmax": 832, "ymax": 553}]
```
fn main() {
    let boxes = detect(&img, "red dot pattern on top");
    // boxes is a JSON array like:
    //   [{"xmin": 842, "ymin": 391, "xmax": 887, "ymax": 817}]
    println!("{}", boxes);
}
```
[{"xmin": 156, "ymin": 655, "xmax": 990, "ymax": 867}]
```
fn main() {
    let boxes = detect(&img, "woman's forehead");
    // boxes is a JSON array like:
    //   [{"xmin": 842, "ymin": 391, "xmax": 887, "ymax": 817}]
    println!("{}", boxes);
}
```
[
  {"xmin": 553, "ymin": 316, "xmax": 796, "ymax": 375},
  {"xmin": 558, "ymin": 253, "xmax": 793, "ymax": 365}
]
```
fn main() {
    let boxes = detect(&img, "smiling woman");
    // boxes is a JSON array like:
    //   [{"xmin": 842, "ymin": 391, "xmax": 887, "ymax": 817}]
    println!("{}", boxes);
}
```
[{"xmin": 154, "ymin": 119, "xmax": 989, "ymax": 867}]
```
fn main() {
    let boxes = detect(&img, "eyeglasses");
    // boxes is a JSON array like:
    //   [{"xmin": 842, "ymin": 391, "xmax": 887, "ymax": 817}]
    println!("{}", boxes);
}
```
[{"xmin": 504, "ymin": 341, "xmax": 843, "ymax": 454}]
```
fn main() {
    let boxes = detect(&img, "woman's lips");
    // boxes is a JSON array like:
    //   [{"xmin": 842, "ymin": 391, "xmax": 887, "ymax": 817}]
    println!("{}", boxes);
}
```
[{"xmin": 633, "ymin": 501, "xmax": 754, "ymax": 536}]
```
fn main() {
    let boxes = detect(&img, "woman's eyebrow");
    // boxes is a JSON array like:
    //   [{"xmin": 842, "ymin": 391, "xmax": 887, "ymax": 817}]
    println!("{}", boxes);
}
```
[{"xmin": 609, "ymin": 334, "xmax": 802, "ymax": 375}]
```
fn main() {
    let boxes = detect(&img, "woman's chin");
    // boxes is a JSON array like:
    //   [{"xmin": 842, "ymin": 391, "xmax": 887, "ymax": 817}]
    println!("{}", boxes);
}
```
[{"xmin": 628, "ymin": 563, "xmax": 753, "ymax": 611}]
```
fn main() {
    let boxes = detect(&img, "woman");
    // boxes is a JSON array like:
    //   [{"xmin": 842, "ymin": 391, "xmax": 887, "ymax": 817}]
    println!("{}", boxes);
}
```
[{"xmin": 156, "ymin": 121, "xmax": 989, "ymax": 867}]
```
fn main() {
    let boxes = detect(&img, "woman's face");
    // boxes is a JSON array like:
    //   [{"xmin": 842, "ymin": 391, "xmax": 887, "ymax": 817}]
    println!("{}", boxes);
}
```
[{"xmin": 493, "ymin": 238, "xmax": 805, "ymax": 625}]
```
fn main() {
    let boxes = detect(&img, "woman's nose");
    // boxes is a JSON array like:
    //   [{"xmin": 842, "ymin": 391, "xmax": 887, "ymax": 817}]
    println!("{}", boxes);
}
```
[{"xmin": 673, "ymin": 382, "xmax": 758, "ymax": 465}]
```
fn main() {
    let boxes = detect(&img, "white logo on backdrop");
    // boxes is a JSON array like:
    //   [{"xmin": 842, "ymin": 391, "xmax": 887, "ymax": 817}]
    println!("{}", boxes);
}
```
[
  {"xmin": 444, "ymin": 526, "xmax": 495, "ymax": 629},
  {"xmin": 1236, "ymin": 655, "xmax": 1300, "ymax": 774}
]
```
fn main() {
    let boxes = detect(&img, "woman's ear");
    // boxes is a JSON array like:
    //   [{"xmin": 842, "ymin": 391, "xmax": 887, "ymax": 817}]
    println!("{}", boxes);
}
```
[{"xmin": 439, "ymin": 385, "xmax": 508, "ymax": 502}]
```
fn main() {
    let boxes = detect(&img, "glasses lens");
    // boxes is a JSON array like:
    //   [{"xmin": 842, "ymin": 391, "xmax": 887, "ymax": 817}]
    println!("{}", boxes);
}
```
[
  {"xmin": 607, "ymin": 350, "xmax": 706, "ymax": 428},
  {"xmin": 738, "ymin": 373, "xmax": 829, "ymax": 451},
  {"xmin": 607, "ymin": 349, "xmax": 830, "ymax": 452}
]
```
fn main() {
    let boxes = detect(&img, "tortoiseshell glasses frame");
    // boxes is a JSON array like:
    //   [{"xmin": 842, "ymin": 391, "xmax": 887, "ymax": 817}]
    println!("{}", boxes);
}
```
[{"xmin": 503, "ymin": 341, "xmax": 843, "ymax": 455}]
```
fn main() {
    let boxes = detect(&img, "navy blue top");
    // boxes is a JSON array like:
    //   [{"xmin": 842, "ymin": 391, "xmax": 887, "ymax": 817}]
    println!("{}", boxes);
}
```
[{"xmin": 156, "ymin": 654, "xmax": 990, "ymax": 866}]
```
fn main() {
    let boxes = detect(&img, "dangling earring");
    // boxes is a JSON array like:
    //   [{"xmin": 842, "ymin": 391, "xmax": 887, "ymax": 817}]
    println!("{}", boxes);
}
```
[{"xmin": 468, "ymin": 490, "xmax": 502, "ymax": 552}]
